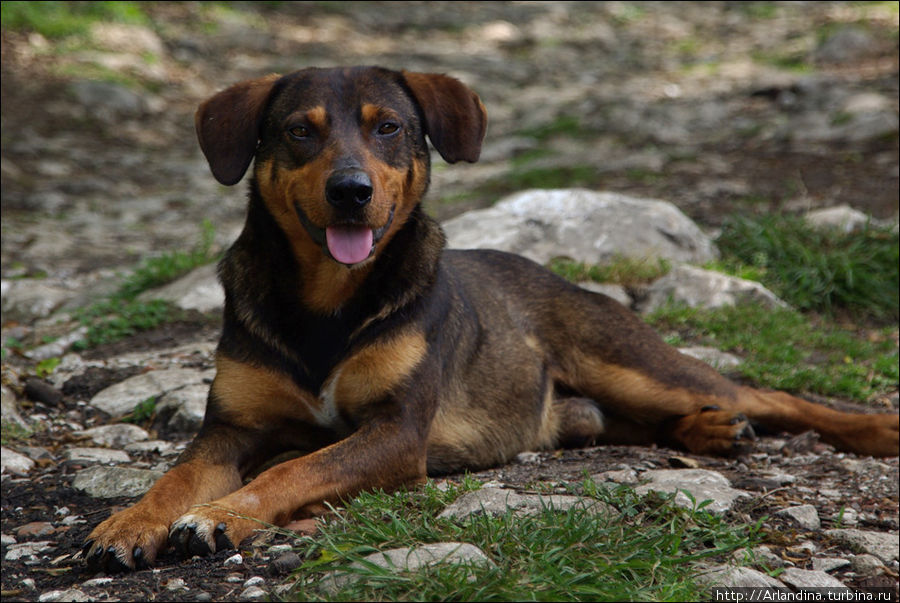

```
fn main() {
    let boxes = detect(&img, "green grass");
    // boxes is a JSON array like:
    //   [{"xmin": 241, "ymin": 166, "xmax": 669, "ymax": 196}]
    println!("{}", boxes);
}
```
[
  {"xmin": 647, "ymin": 302, "xmax": 899, "ymax": 402},
  {"xmin": 0, "ymin": 1, "xmax": 148, "ymax": 39},
  {"xmin": 715, "ymin": 214, "xmax": 899, "ymax": 321},
  {"xmin": 284, "ymin": 478, "xmax": 757, "ymax": 601},
  {"xmin": 0, "ymin": 420, "xmax": 33, "ymax": 446},
  {"xmin": 549, "ymin": 256, "xmax": 671, "ymax": 287},
  {"xmin": 72, "ymin": 220, "xmax": 218, "ymax": 350}
]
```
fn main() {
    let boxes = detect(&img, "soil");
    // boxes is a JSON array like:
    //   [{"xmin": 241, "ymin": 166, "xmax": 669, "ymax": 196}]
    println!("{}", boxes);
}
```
[{"xmin": 1, "ymin": 2, "xmax": 898, "ymax": 601}]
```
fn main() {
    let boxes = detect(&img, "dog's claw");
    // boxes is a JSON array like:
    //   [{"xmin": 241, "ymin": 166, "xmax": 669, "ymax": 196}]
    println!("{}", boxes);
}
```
[{"xmin": 214, "ymin": 522, "xmax": 234, "ymax": 551}]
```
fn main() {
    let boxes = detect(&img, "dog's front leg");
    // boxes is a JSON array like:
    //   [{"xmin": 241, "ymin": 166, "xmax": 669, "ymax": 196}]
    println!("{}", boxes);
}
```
[
  {"xmin": 168, "ymin": 415, "xmax": 428, "ymax": 557},
  {"xmin": 83, "ymin": 423, "xmax": 261, "ymax": 572}
]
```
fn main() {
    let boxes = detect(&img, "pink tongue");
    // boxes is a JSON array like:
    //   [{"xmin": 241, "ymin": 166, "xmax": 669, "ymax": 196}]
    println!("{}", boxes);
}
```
[{"xmin": 326, "ymin": 225, "xmax": 374, "ymax": 265}]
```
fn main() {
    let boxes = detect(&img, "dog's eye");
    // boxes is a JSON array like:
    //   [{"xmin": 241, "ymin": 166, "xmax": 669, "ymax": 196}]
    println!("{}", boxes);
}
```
[
  {"xmin": 288, "ymin": 125, "xmax": 311, "ymax": 139},
  {"xmin": 376, "ymin": 122, "xmax": 400, "ymax": 136}
]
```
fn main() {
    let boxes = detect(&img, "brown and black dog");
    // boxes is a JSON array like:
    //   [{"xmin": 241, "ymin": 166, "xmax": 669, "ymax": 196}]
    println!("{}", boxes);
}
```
[{"xmin": 83, "ymin": 66, "xmax": 899, "ymax": 572}]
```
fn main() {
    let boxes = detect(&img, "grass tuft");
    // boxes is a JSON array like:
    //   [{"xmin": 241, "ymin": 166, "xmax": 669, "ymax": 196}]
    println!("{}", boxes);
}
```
[
  {"xmin": 0, "ymin": 1, "xmax": 148, "ymax": 39},
  {"xmin": 715, "ymin": 214, "xmax": 899, "ymax": 321},
  {"xmin": 549, "ymin": 256, "xmax": 671, "ymax": 287},
  {"xmin": 647, "ymin": 302, "xmax": 899, "ymax": 401},
  {"xmin": 284, "ymin": 478, "xmax": 757, "ymax": 601}
]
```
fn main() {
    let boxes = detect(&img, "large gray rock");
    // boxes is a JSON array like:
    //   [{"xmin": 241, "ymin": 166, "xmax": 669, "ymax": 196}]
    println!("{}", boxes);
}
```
[
  {"xmin": 779, "ymin": 568, "xmax": 848, "ymax": 589},
  {"xmin": 442, "ymin": 189, "xmax": 718, "ymax": 265},
  {"xmin": 438, "ymin": 487, "xmax": 614, "ymax": 521},
  {"xmin": 634, "ymin": 469, "xmax": 750, "ymax": 514},
  {"xmin": 805, "ymin": 205, "xmax": 870, "ymax": 234},
  {"xmin": 638, "ymin": 265, "xmax": 787, "ymax": 314},
  {"xmin": 1, "ymin": 279, "xmax": 76, "ymax": 322},
  {"xmin": 137, "ymin": 263, "xmax": 223, "ymax": 312},
  {"xmin": 72, "ymin": 466, "xmax": 164, "ymax": 498},
  {"xmin": 89, "ymin": 369, "xmax": 207, "ymax": 417},
  {"xmin": 700, "ymin": 565, "xmax": 786, "ymax": 589},
  {"xmin": 824, "ymin": 529, "xmax": 899, "ymax": 564}
]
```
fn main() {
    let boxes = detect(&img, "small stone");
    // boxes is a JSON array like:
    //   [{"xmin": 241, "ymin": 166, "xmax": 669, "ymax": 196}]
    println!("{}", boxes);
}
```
[
  {"xmin": 225, "ymin": 553, "xmax": 244, "ymax": 566},
  {"xmin": 514, "ymin": 451, "xmax": 541, "ymax": 464},
  {"xmin": 677, "ymin": 347, "xmax": 742, "ymax": 371},
  {"xmin": 811, "ymin": 557, "xmax": 850, "ymax": 573},
  {"xmin": 81, "ymin": 577, "xmax": 114, "ymax": 587},
  {"xmin": 438, "ymin": 487, "xmax": 614, "ymax": 521},
  {"xmin": 268, "ymin": 544, "xmax": 293, "ymax": 554},
  {"xmin": 21, "ymin": 577, "xmax": 36, "ymax": 590},
  {"xmin": 16, "ymin": 521, "xmax": 56, "ymax": 538},
  {"xmin": 225, "ymin": 573, "xmax": 244, "ymax": 583},
  {"xmin": 243, "ymin": 576, "xmax": 265, "ymax": 588},
  {"xmin": 195, "ymin": 592, "xmax": 212, "ymax": 602},
  {"xmin": 38, "ymin": 589, "xmax": 89, "ymax": 602},
  {"xmin": 592, "ymin": 468, "xmax": 638, "ymax": 485},
  {"xmin": 776, "ymin": 504, "xmax": 821, "ymax": 531},
  {"xmin": 668, "ymin": 456, "xmax": 701, "ymax": 469},
  {"xmin": 240, "ymin": 586, "xmax": 267, "ymax": 600},
  {"xmin": 825, "ymin": 529, "xmax": 899, "ymax": 564},
  {"xmin": 269, "ymin": 551, "xmax": 303, "ymax": 576},
  {"xmin": 64, "ymin": 447, "xmax": 131, "ymax": 465},
  {"xmin": 1, "ymin": 534, "xmax": 16, "ymax": 546},
  {"xmin": 75, "ymin": 424, "xmax": 149, "ymax": 448},
  {"xmin": 849, "ymin": 554, "xmax": 884, "ymax": 575},
  {"xmin": 71, "ymin": 465, "xmax": 163, "ymax": 498},
  {"xmin": 5, "ymin": 541, "xmax": 54, "ymax": 561},
  {"xmin": 24, "ymin": 378, "xmax": 63, "ymax": 407},
  {"xmin": 1, "ymin": 447, "xmax": 35, "ymax": 476},
  {"xmin": 166, "ymin": 577, "xmax": 187, "ymax": 591}
]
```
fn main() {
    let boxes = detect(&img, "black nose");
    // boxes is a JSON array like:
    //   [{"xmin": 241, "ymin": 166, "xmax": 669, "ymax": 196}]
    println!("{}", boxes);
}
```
[{"xmin": 325, "ymin": 169, "xmax": 372, "ymax": 211}]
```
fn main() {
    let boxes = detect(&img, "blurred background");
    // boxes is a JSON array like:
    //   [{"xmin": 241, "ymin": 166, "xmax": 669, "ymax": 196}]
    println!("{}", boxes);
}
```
[{"xmin": 2, "ymin": 1, "xmax": 897, "ymax": 279}]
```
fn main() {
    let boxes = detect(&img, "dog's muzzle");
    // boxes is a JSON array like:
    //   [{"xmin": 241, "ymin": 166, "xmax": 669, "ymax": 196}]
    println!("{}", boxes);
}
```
[{"xmin": 294, "ymin": 202, "xmax": 395, "ymax": 267}]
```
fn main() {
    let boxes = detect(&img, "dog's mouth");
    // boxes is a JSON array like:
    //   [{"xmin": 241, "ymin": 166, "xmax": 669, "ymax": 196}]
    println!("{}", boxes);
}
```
[{"xmin": 294, "ymin": 203, "xmax": 395, "ymax": 266}]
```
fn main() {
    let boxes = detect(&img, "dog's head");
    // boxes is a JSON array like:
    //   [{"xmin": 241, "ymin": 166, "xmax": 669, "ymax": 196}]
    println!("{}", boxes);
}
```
[{"xmin": 195, "ymin": 66, "xmax": 486, "ymax": 267}]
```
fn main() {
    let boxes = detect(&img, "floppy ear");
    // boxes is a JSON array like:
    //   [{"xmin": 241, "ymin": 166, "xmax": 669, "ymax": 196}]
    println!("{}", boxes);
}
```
[
  {"xmin": 401, "ymin": 71, "xmax": 487, "ymax": 164},
  {"xmin": 195, "ymin": 73, "xmax": 281, "ymax": 185}
]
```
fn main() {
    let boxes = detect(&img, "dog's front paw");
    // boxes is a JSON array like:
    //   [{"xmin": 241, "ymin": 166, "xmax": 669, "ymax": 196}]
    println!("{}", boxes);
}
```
[
  {"xmin": 82, "ymin": 505, "xmax": 169, "ymax": 573},
  {"xmin": 169, "ymin": 506, "xmax": 261, "ymax": 559}
]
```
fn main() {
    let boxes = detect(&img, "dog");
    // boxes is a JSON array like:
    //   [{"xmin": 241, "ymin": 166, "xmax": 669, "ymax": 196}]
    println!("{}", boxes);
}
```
[{"xmin": 82, "ymin": 66, "xmax": 899, "ymax": 572}]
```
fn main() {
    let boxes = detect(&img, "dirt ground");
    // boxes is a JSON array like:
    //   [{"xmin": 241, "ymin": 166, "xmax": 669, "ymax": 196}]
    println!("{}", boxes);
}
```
[{"xmin": 1, "ymin": 2, "xmax": 898, "ymax": 601}]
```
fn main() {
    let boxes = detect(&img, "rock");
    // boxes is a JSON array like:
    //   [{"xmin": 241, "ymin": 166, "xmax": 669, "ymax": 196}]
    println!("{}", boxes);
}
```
[
  {"xmin": 775, "ymin": 504, "xmax": 821, "ymax": 531},
  {"xmin": 23, "ymin": 378, "xmax": 63, "ymax": 406},
  {"xmin": 442, "ymin": 189, "xmax": 718, "ymax": 266},
  {"xmin": 225, "ymin": 553, "xmax": 244, "ymax": 566},
  {"xmin": 1, "ymin": 446, "xmax": 35, "ymax": 476},
  {"xmin": 805, "ymin": 205, "xmax": 870, "ymax": 233},
  {"xmin": 15, "ymin": 522, "xmax": 56, "ymax": 538},
  {"xmin": 634, "ymin": 469, "xmax": 750, "ymax": 514},
  {"xmin": 638, "ymin": 265, "xmax": 786, "ymax": 314},
  {"xmin": 5, "ymin": 541, "xmax": 54, "ymax": 561},
  {"xmin": 137, "ymin": 263, "xmax": 223, "ymax": 312},
  {"xmin": 700, "ymin": 565, "xmax": 786, "ymax": 588},
  {"xmin": 269, "ymin": 551, "xmax": 303, "ymax": 576},
  {"xmin": 849, "ymin": 554, "xmax": 884, "ymax": 575},
  {"xmin": 811, "ymin": 557, "xmax": 850, "ymax": 573},
  {"xmin": 577, "ymin": 281, "xmax": 632, "ymax": 307},
  {"xmin": 1, "ymin": 534, "xmax": 15, "ymax": 546},
  {"xmin": 732, "ymin": 545, "xmax": 789, "ymax": 569},
  {"xmin": 825, "ymin": 529, "xmax": 899, "ymax": 564},
  {"xmin": 69, "ymin": 80, "xmax": 147, "ymax": 118},
  {"xmin": 324, "ymin": 542, "xmax": 493, "ymax": 592},
  {"xmin": 240, "ymin": 586, "xmax": 267, "ymax": 600},
  {"xmin": 779, "ymin": 567, "xmax": 848, "ymax": 589},
  {"xmin": 592, "ymin": 468, "xmax": 638, "ymax": 485},
  {"xmin": 437, "ymin": 487, "xmax": 614, "ymax": 521},
  {"xmin": 81, "ymin": 577, "xmax": 114, "ymax": 587},
  {"xmin": 243, "ymin": 576, "xmax": 265, "ymax": 588},
  {"xmin": 156, "ymin": 382, "xmax": 208, "ymax": 432},
  {"xmin": 38, "ymin": 589, "xmax": 89, "ymax": 602},
  {"xmin": 89, "ymin": 368, "xmax": 207, "ymax": 417},
  {"xmin": 1, "ymin": 279, "xmax": 76, "ymax": 322},
  {"xmin": 814, "ymin": 25, "xmax": 876, "ymax": 64},
  {"xmin": 677, "ymin": 347, "xmax": 742, "ymax": 370},
  {"xmin": 514, "ymin": 452, "xmax": 542, "ymax": 464},
  {"xmin": 75, "ymin": 424, "xmax": 150, "ymax": 447},
  {"xmin": 166, "ymin": 578, "xmax": 188, "ymax": 591},
  {"xmin": 124, "ymin": 440, "xmax": 176, "ymax": 455},
  {"xmin": 64, "ymin": 447, "xmax": 131, "ymax": 465},
  {"xmin": 71, "ymin": 465, "xmax": 163, "ymax": 498},
  {"xmin": 1, "ymin": 384, "xmax": 29, "ymax": 429},
  {"xmin": 24, "ymin": 327, "xmax": 89, "ymax": 361}
]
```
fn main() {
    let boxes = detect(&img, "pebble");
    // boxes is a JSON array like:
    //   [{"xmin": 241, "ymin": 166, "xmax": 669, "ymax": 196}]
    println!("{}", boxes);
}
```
[
  {"xmin": 225, "ymin": 553, "xmax": 244, "ymax": 566},
  {"xmin": 240, "ymin": 586, "xmax": 268, "ymax": 600},
  {"xmin": 38, "ymin": 589, "xmax": 89, "ymax": 602},
  {"xmin": 243, "ymin": 576, "xmax": 265, "ymax": 588},
  {"xmin": 775, "ymin": 504, "xmax": 821, "ymax": 531},
  {"xmin": 269, "ymin": 551, "xmax": 303, "ymax": 576},
  {"xmin": 849, "ymin": 554, "xmax": 884, "ymax": 575}
]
